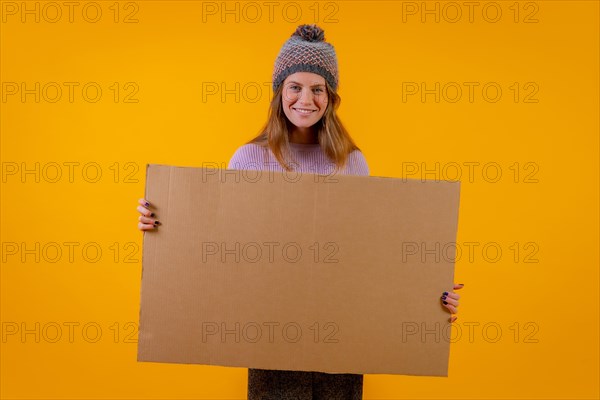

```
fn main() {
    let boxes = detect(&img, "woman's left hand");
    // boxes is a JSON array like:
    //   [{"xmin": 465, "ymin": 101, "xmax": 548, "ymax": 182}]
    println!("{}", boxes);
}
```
[{"xmin": 441, "ymin": 283, "xmax": 464, "ymax": 323}]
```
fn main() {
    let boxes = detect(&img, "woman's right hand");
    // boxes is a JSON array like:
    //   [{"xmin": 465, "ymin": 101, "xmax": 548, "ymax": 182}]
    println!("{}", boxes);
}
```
[{"xmin": 137, "ymin": 198, "xmax": 160, "ymax": 231}]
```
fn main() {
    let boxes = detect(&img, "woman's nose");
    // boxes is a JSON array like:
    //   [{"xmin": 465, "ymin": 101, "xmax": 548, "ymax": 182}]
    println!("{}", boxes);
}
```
[{"xmin": 298, "ymin": 88, "xmax": 313, "ymax": 104}]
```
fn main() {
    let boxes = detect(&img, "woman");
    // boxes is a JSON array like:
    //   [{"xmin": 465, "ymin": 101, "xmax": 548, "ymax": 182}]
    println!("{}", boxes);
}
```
[{"xmin": 136, "ymin": 24, "xmax": 463, "ymax": 400}]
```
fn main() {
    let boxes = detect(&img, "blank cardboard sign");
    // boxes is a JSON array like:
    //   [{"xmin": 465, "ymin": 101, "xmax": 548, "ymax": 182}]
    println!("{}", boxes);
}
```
[{"xmin": 137, "ymin": 164, "xmax": 461, "ymax": 376}]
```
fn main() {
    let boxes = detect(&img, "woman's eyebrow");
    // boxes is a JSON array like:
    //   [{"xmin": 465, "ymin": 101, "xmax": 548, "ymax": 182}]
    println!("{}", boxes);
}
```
[{"xmin": 288, "ymin": 81, "xmax": 325, "ymax": 87}]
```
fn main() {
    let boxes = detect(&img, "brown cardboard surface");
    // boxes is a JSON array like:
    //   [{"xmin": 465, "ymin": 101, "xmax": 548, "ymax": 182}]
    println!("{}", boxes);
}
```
[{"xmin": 137, "ymin": 164, "xmax": 461, "ymax": 376}]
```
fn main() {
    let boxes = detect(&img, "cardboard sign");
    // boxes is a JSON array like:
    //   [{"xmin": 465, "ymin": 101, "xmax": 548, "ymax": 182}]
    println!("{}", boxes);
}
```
[{"xmin": 137, "ymin": 164, "xmax": 461, "ymax": 376}]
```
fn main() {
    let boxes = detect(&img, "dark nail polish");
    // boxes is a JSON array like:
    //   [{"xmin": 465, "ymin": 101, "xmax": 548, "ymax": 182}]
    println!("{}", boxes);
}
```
[
  {"xmin": 155, "ymin": 221, "xmax": 160, "ymax": 225},
  {"xmin": 144, "ymin": 202, "xmax": 150, "ymax": 207},
  {"xmin": 443, "ymin": 301, "xmax": 448, "ymax": 305},
  {"xmin": 150, "ymin": 213, "xmax": 155, "ymax": 217},
  {"xmin": 441, "ymin": 296, "xmax": 447, "ymax": 300},
  {"xmin": 443, "ymin": 291, "xmax": 448, "ymax": 296}
]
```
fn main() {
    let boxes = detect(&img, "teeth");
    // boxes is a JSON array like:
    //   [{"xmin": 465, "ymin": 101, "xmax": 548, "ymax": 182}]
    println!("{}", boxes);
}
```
[{"xmin": 294, "ymin": 108, "xmax": 314, "ymax": 114}]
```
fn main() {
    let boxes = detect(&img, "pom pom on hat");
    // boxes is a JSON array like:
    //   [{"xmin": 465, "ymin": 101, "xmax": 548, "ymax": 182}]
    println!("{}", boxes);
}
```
[{"xmin": 292, "ymin": 24, "xmax": 325, "ymax": 42}]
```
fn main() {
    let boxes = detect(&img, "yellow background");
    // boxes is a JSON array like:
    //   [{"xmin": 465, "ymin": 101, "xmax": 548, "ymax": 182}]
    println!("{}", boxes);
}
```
[{"xmin": 1, "ymin": 1, "xmax": 598, "ymax": 399}]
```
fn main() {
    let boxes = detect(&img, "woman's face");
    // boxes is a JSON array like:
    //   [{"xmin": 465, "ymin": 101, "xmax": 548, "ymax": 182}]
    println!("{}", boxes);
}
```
[{"xmin": 281, "ymin": 72, "xmax": 328, "ymax": 131}]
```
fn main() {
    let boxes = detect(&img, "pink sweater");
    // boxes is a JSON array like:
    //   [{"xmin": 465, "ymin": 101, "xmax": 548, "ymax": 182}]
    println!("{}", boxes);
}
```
[{"xmin": 227, "ymin": 142, "xmax": 370, "ymax": 176}]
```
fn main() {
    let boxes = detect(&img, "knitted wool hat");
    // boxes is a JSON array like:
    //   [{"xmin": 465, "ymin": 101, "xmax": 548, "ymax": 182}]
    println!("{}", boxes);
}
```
[{"xmin": 272, "ymin": 24, "xmax": 339, "ymax": 92}]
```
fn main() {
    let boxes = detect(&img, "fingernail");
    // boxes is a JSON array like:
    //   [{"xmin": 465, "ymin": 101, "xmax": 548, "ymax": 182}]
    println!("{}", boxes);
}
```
[
  {"xmin": 144, "ymin": 201, "xmax": 150, "ymax": 207},
  {"xmin": 155, "ymin": 221, "xmax": 160, "ymax": 225},
  {"xmin": 150, "ymin": 213, "xmax": 155, "ymax": 217},
  {"xmin": 443, "ymin": 291, "xmax": 448, "ymax": 295},
  {"xmin": 441, "ymin": 296, "xmax": 447, "ymax": 300},
  {"xmin": 443, "ymin": 301, "xmax": 448, "ymax": 305}
]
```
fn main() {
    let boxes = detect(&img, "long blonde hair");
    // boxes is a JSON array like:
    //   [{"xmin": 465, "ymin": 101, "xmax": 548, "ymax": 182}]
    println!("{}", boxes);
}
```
[{"xmin": 247, "ymin": 80, "xmax": 362, "ymax": 172}]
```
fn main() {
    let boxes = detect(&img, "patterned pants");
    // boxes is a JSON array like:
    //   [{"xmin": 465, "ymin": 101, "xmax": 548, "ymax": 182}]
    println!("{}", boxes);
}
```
[{"xmin": 248, "ymin": 368, "xmax": 363, "ymax": 400}]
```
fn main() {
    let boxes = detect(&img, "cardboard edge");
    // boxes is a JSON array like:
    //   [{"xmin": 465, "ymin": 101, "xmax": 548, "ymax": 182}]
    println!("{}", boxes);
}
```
[
  {"xmin": 444, "ymin": 179, "xmax": 461, "ymax": 377},
  {"xmin": 136, "ymin": 163, "xmax": 151, "ymax": 362}
]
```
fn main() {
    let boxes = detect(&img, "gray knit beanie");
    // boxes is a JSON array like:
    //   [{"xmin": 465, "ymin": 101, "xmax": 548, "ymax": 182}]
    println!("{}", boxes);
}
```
[{"xmin": 272, "ymin": 24, "xmax": 339, "ymax": 92}]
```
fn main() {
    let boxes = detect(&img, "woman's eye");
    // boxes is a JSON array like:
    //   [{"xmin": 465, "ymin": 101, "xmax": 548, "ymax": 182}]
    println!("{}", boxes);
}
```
[{"xmin": 314, "ymin": 88, "xmax": 324, "ymax": 93}]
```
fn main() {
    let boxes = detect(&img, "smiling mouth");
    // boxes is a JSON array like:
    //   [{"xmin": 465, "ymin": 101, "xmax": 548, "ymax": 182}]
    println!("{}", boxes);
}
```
[{"xmin": 293, "ymin": 107, "xmax": 316, "ymax": 114}]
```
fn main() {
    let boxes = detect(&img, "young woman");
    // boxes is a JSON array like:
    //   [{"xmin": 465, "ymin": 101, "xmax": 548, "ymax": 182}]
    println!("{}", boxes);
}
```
[{"xmin": 136, "ymin": 24, "xmax": 463, "ymax": 400}]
